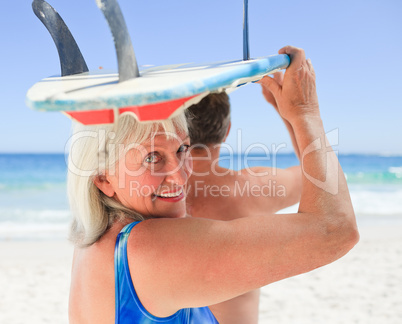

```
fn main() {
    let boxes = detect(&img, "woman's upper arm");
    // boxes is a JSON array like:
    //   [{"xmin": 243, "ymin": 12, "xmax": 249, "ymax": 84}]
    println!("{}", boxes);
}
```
[{"xmin": 126, "ymin": 214, "xmax": 345, "ymax": 317}]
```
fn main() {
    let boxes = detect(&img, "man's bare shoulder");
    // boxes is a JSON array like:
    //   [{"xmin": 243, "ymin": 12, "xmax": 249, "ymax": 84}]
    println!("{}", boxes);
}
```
[{"xmin": 187, "ymin": 166, "xmax": 301, "ymax": 221}]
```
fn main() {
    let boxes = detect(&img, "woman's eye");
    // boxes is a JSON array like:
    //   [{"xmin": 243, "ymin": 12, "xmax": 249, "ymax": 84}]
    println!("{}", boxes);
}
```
[
  {"xmin": 145, "ymin": 153, "xmax": 162, "ymax": 163},
  {"xmin": 178, "ymin": 145, "xmax": 190, "ymax": 154}
]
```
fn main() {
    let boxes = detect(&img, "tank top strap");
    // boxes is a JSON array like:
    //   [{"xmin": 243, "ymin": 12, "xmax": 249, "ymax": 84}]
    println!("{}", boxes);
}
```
[
  {"xmin": 114, "ymin": 221, "xmax": 141, "ymax": 323},
  {"xmin": 114, "ymin": 221, "xmax": 219, "ymax": 323}
]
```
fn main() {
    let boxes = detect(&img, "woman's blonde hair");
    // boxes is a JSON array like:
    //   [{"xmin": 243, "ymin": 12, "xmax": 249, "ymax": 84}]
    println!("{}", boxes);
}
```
[{"xmin": 67, "ymin": 112, "xmax": 188, "ymax": 247}]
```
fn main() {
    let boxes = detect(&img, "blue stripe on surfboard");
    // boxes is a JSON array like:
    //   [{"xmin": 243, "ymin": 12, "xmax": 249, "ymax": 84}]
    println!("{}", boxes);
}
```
[{"xmin": 27, "ymin": 55, "xmax": 289, "ymax": 112}]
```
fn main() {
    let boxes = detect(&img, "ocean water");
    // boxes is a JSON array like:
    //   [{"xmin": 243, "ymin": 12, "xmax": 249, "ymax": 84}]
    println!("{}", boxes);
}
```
[
  {"xmin": 0, "ymin": 154, "xmax": 70, "ymax": 240},
  {"xmin": 0, "ymin": 153, "xmax": 401, "ymax": 240}
]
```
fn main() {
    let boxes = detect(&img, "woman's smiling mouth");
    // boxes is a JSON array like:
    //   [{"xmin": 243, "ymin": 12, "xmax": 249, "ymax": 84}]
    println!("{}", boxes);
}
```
[{"xmin": 154, "ymin": 188, "xmax": 184, "ymax": 202}]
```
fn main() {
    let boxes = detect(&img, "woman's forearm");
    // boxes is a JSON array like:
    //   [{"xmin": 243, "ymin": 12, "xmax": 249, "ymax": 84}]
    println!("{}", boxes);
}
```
[{"xmin": 290, "ymin": 115, "xmax": 357, "ymax": 236}]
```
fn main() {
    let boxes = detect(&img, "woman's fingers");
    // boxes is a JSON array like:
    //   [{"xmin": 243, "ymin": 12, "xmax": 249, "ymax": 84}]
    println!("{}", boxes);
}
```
[
  {"xmin": 258, "ymin": 75, "xmax": 281, "ymax": 97},
  {"xmin": 258, "ymin": 47, "xmax": 319, "ymax": 122},
  {"xmin": 306, "ymin": 58, "xmax": 315, "ymax": 78},
  {"xmin": 273, "ymin": 71, "xmax": 284, "ymax": 86},
  {"xmin": 258, "ymin": 75, "xmax": 283, "ymax": 112},
  {"xmin": 279, "ymin": 46, "xmax": 306, "ymax": 72}
]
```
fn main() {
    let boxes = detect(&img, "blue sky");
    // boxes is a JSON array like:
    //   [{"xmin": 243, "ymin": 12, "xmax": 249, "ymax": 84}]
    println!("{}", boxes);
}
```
[{"xmin": 0, "ymin": 0, "xmax": 401, "ymax": 154}]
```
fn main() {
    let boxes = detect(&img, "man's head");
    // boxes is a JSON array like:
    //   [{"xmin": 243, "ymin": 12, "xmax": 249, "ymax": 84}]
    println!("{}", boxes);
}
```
[{"xmin": 186, "ymin": 92, "xmax": 231, "ymax": 146}]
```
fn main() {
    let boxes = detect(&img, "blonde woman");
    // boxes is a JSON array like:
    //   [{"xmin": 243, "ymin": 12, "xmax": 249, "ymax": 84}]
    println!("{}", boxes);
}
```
[{"xmin": 68, "ymin": 46, "xmax": 359, "ymax": 323}]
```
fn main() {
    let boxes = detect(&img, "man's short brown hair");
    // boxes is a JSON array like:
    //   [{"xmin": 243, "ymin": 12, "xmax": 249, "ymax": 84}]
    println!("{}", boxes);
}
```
[{"xmin": 185, "ymin": 92, "xmax": 230, "ymax": 146}]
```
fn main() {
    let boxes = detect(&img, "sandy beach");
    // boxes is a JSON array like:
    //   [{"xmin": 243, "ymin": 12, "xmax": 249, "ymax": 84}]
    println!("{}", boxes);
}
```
[
  {"xmin": 0, "ymin": 221, "xmax": 401, "ymax": 324},
  {"xmin": 259, "ymin": 221, "xmax": 402, "ymax": 324}
]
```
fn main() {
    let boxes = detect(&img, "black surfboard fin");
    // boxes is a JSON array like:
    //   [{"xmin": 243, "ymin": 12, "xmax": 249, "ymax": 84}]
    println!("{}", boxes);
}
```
[
  {"xmin": 243, "ymin": 0, "xmax": 250, "ymax": 61},
  {"xmin": 96, "ymin": 0, "xmax": 140, "ymax": 82},
  {"xmin": 32, "ymin": 0, "xmax": 89, "ymax": 77}
]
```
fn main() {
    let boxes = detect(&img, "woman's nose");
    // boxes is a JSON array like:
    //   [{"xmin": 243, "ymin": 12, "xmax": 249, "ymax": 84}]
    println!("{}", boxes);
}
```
[{"xmin": 164, "ymin": 157, "xmax": 190, "ymax": 185}]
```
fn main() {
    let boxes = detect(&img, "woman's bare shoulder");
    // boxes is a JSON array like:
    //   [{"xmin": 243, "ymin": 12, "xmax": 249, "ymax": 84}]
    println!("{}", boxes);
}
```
[{"xmin": 69, "ymin": 222, "xmax": 127, "ymax": 323}]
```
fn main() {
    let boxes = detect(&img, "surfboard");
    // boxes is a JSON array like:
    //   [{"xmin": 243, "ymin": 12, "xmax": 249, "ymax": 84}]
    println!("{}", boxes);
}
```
[
  {"xmin": 26, "ymin": 56, "xmax": 289, "ymax": 125},
  {"xmin": 27, "ymin": 0, "xmax": 289, "ymax": 125}
]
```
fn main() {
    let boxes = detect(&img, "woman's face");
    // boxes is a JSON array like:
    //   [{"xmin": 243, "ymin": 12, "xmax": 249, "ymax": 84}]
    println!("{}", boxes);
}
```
[{"xmin": 101, "ymin": 130, "xmax": 192, "ymax": 219}]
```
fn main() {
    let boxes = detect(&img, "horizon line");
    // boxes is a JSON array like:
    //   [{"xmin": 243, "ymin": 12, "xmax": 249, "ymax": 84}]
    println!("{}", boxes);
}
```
[{"xmin": 1, "ymin": 151, "xmax": 402, "ymax": 157}]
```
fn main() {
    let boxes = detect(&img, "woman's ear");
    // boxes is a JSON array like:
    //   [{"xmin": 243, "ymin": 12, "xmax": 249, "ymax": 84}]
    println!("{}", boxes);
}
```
[{"xmin": 93, "ymin": 174, "xmax": 115, "ymax": 197}]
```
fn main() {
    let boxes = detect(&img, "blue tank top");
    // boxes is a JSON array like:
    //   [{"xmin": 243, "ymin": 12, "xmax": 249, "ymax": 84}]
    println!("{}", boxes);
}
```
[{"xmin": 114, "ymin": 221, "xmax": 219, "ymax": 323}]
